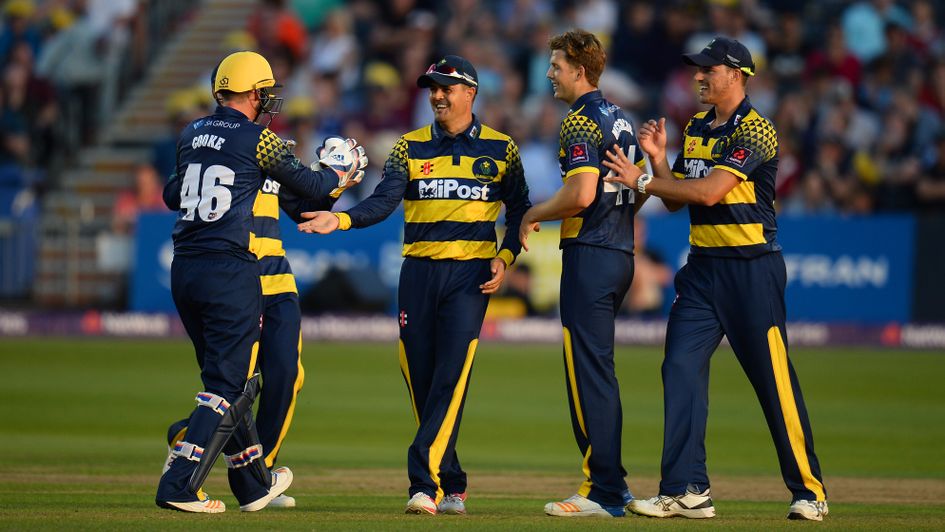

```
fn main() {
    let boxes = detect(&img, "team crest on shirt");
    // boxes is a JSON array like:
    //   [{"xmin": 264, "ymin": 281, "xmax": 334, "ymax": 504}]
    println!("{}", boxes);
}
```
[
  {"xmin": 472, "ymin": 157, "xmax": 498, "ymax": 184},
  {"xmin": 569, "ymin": 142, "xmax": 589, "ymax": 164},
  {"xmin": 725, "ymin": 146, "xmax": 752, "ymax": 167}
]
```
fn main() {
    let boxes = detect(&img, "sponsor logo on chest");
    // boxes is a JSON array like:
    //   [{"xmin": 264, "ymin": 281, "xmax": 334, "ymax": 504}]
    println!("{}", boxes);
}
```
[
  {"xmin": 684, "ymin": 158, "xmax": 713, "ymax": 179},
  {"xmin": 418, "ymin": 179, "xmax": 490, "ymax": 200}
]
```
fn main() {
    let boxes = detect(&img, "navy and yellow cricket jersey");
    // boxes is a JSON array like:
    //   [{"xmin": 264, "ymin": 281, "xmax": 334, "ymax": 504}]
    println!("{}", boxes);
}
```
[
  {"xmin": 672, "ymin": 96, "xmax": 780, "ymax": 259},
  {"xmin": 336, "ymin": 116, "xmax": 531, "ymax": 265},
  {"xmin": 164, "ymin": 105, "xmax": 340, "ymax": 260},
  {"xmin": 249, "ymin": 179, "xmax": 336, "ymax": 295},
  {"xmin": 558, "ymin": 90, "xmax": 646, "ymax": 254}
]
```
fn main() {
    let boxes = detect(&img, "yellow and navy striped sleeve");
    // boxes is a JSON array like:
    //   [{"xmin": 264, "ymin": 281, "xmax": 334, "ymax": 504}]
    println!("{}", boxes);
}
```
[
  {"xmin": 713, "ymin": 114, "xmax": 778, "ymax": 181},
  {"xmin": 496, "ymin": 139, "xmax": 531, "ymax": 265},
  {"xmin": 559, "ymin": 111, "xmax": 603, "ymax": 181},
  {"xmin": 344, "ymin": 136, "xmax": 410, "ymax": 228},
  {"xmin": 255, "ymin": 127, "xmax": 340, "ymax": 202}
]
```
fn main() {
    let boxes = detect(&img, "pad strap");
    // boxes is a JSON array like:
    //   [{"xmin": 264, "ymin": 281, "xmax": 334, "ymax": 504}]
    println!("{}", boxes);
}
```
[
  {"xmin": 171, "ymin": 441, "xmax": 205, "ymax": 462},
  {"xmin": 224, "ymin": 444, "xmax": 264, "ymax": 469},
  {"xmin": 195, "ymin": 391, "xmax": 231, "ymax": 416}
]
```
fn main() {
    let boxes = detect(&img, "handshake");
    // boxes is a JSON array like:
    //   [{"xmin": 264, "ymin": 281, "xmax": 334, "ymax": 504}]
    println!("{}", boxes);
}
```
[{"xmin": 310, "ymin": 136, "xmax": 369, "ymax": 198}]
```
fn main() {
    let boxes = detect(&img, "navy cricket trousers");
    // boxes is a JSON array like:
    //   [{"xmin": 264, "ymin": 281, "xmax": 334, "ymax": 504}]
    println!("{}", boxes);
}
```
[
  {"xmin": 256, "ymin": 292, "xmax": 304, "ymax": 468},
  {"xmin": 398, "ymin": 257, "xmax": 491, "ymax": 502},
  {"xmin": 158, "ymin": 255, "xmax": 267, "ymax": 504},
  {"xmin": 660, "ymin": 252, "xmax": 826, "ymax": 502},
  {"xmin": 559, "ymin": 245, "xmax": 634, "ymax": 507}
]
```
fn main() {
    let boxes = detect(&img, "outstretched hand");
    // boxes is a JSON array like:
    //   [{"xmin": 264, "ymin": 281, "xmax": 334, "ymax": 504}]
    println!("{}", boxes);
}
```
[{"xmin": 298, "ymin": 211, "xmax": 340, "ymax": 234}]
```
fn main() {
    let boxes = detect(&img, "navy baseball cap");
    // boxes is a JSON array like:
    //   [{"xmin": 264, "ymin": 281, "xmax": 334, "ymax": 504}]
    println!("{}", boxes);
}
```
[
  {"xmin": 417, "ymin": 55, "xmax": 478, "ymax": 88},
  {"xmin": 683, "ymin": 37, "xmax": 756, "ymax": 76}
]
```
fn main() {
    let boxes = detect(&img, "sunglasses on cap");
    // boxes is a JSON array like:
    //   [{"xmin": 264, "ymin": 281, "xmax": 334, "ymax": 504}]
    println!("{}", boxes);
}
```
[{"xmin": 425, "ymin": 62, "xmax": 478, "ymax": 86}]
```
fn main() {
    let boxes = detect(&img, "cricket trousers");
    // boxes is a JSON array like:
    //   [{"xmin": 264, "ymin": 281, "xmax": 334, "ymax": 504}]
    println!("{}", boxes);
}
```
[
  {"xmin": 398, "ymin": 256, "xmax": 492, "ymax": 503},
  {"xmin": 256, "ymin": 291, "xmax": 304, "ymax": 468},
  {"xmin": 162, "ymin": 291, "xmax": 304, "ymax": 471},
  {"xmin": 660, "ymin": 251, "xmax": 826, "ymax": 502},
  {"xmin": 559, "ymin": 245, "xmax": 634, "ymax": 507},
  {"xmin": 157, "ymin": 255, "xmax": 269, "ymax": 505}
]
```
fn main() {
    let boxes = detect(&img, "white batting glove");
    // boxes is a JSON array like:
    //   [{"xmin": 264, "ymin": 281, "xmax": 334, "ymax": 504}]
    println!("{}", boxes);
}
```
[
  {"xmin": 320, "ymin": 138, "xmax": 367, "ymax": 197},
  {"xmin": 309, "ymin": 136, "xmax": 346, "ymax": 171}
]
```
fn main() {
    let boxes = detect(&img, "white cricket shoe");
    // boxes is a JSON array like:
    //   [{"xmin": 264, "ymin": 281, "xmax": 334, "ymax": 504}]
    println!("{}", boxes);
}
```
[
  {"xmin": 405, "ymin": 492, "xmax": 437, "ymax": 515},
  {"xmin": 159, "ymin": 491, "xmax": 226, "ymax": 513},
  {"xmin": 437, "ymin": 492, "xmax": 467, "ymax": 515},
  {"xmin": 627, "ymin": 488, "xmax": 716, "ymax": 519},
  {"xmin": 544, "ymin": 494, "xmax": 624, "ymax": 517},
  {"xmin": 788, "ymin": 500, "xmax": 829, "ymax": 521},
  {"xmin": 240, "ymin": 466, "xmax": 293, "ymax": 512},
  {"xmin": 267, "ymin": 493, "xmax": 297, "ymax": 508}
]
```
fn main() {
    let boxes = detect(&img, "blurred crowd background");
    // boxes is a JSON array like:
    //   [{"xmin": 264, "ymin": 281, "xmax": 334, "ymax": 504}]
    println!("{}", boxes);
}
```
[{"xmin": 1, "ymin": 0, "xmax": 944, "ymax": 316}]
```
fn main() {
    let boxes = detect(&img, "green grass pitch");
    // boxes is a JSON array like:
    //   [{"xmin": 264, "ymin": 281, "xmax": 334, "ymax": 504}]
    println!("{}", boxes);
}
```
[{"xmin": 1, "ymin": 338, "xmax": 943, "ymax": 530}]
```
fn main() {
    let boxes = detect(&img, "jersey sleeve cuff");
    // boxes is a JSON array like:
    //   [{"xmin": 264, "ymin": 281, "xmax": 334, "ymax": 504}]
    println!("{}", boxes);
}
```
[
  {"xmin": 496, "ymin": 248, "xmax": 515, "ymax": 267},
  {"xmin": 564, "ymin": 166, "xmax": 600, "ymax": 181},
  {"xmin": 712, "ymin": 164, "xmax": 749, "ymax": 181},
  {"xmin": 333, "ymin": 212, "xmax": 352, "ymax": 230}
]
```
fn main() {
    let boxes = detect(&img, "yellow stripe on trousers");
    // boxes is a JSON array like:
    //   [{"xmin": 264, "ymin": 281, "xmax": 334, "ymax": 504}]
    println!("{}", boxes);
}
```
[
  {"xmin": 427, "ymin": 338, "xmax": 478, "ymax": 504},
  {"xmin": 265, "ymin": 331, "xmax": 305, "ymax": 468},
  {"xmin": 398, "ymin": 340, "xmax": 420, "ymax": 426},
  {"xmin": 563, "ymin": 327, "xmax": 593, "ymax": 496},
  {"xmin": 768, "ymin": 326, "xmax": 826, "ymax": 501},
  {"xmin": 246, "ymin": 341, "xmax": 259, "ymax": 379}
]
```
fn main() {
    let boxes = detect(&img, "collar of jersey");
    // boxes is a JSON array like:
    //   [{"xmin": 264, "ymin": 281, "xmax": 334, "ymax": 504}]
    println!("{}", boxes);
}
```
[
  {"xmin": 213, "ymin": 105, "xmax": 252, "ymax": 122},
  {"xmin": 431, "ymin": 114, "xmax": 482, "ymax": 143},
  {"xmin": 569, "ymin": 90, "xmax": 603, "ymax": 114},
  {"xmin": 701, "ymin": 96, "xmax": 753, "ymax": 132}
]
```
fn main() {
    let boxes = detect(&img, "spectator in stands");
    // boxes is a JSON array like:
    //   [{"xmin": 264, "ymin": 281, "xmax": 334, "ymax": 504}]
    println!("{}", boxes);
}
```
[
  {"xmin": 0, "ymin": 82, "xmax": 29, "ymax": 168},
  {"xmin": 806, "ymin": 24, "xmax": 862, "ymax": 88},
  {"xmin": 248, "ymin": 0, "xmax": 307, "ymax": 63},
  {"xmin": 308, "ymin": 7, "xmax": 359, "ymax": 91},
  {"xmin": 782, "ymin": 169, "xmax": 838, "ymax": 216},
  {"xmin": 5, "ymin": 41, "xmax": 56, "ymax": 166},
  {"xmin": 35, "ymin": 0, "xmax": 102, "ymax": 142},
  {"xmin": 0, "ymin": 0, "xmax": 42, "ymax": 60},
  {"xmin": 111, "ymin": 164, "xmax": 166, "ymax": 236},
  {"xmin": 842, "ymin": 0, "xmax": 912, "ymax": 63}
]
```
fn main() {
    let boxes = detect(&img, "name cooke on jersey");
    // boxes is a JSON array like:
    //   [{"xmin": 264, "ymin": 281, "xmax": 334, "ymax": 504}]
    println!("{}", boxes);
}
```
[{"xmin": 192, "ymin": 134, "xmax": 227, "ymax": 151}]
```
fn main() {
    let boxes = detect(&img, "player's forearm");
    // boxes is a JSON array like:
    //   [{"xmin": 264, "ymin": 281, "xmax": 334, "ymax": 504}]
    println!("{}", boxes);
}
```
[
  {"xmin": 527, "ymin": 178, "xmax": 592, "ymax": 222},
  {"xmin": 645, "ymin": 174, "xmax": 718, "ymax": 207},
  {"xmin": 273, "ymin": 164, "xmax": 339, "ymax": 201},
  {"xmin": 650, "ymin": 156, "xmax": 674, "ymax": 181},
  {"xmin": 344, "ymin": 174, "xmax": 405, "ymax": 228}
]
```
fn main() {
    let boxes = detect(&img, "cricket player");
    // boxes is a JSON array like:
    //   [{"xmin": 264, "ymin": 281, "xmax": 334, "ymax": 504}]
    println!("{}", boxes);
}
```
[
  {"xmin": 601, "ymin": 37, "xmax": 828, "ymax": 522},
  {"xmin": 519, "ymin": 29, "xmax": 647, "ymax": 518},
  {"xmin": 156, "ymin": 50, "xmax": 364, "ymax": 513},
  {"xmin": 297, "ymin": 55, "xmax": 531, "ymax": 516}
]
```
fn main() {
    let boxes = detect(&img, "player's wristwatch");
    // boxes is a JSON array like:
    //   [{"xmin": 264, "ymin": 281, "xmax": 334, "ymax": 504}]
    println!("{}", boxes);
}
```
[{"xmin": 636, "ymin": 173, "xmax": 653, "ymax": 194}]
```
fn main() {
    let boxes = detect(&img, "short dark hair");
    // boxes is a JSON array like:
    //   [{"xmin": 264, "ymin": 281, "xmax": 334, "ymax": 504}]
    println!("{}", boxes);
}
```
[{"xmin": 549, "ymin": 29, "xmax": 606, "ymax": 87}]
